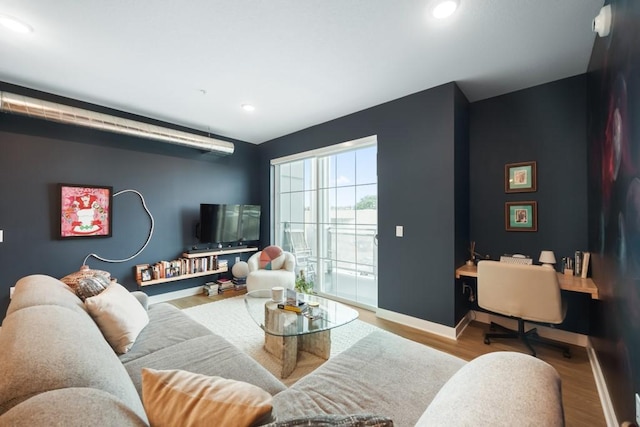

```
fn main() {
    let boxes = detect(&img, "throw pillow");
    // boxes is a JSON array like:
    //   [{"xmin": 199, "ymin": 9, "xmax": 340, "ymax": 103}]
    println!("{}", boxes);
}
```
[
  {"xmin": 84, "ymin": 282, "xmax": 149, "ymax": 354},
  {"xmin": 259, "ymin": 245, "xmax": 285, "ymax": 270},
  {"xmin": 141, "ymin": 368, "xmax": 273, "ymax": 427},
  {"xmin": 75, "ymin": 275, "xmax": 110, "ymax": 301},
  {"xmin": 60, "ymin": 265, "xmax": 111, "ymax": 290},
  {"xmin": 263, "ymin": 414, "xmax": 394, "ymax": 426}
]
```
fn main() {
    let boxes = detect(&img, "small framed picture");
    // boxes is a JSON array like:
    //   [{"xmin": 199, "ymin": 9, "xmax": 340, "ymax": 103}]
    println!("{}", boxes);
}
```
[
  {"xmin": 140, "ymin": 267, "xmax": 154, "ymax": 282},
  {"xmin": 505, "ymin": 201, "xmax": 537, "ymax": 232},
  {"xmin": 59, "ymin": 183, "xmax": 113, "ymax": 239},
  {"xmin": 505, "ymin": 161, "xmax": 537, "ymax": 193}
]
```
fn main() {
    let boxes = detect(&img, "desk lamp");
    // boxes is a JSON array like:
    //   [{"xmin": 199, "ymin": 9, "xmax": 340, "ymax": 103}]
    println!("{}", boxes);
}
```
[{"xmin": 539, "ymin": 250, "xmax": 557, "ymax": 269}]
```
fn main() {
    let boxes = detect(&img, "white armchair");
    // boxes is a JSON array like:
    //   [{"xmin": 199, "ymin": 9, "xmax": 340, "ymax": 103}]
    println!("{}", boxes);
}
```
[{"xmin": 246, "ymin": 246, "xmax": 296, "ymax": 292}]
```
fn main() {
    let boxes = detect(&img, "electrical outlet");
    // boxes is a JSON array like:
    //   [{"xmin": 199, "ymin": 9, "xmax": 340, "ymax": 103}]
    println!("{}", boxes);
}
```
[
  {"xmin": 10, "ymin": 287, "xmax": 15, "ymax": 299},
  {"xmin": 0, "ymin": 229, "xmax": 3, "ymax": 242},
  {"xmin": 235, "ymin": 256, "xmax": 240, "ymax": 263},
  {"xmin": 635, "ymin": 393, "xmax": 640, "ymax": 425}
]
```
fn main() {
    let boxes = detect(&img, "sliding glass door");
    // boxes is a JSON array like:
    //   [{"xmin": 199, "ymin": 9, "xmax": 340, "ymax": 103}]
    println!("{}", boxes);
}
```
[{"xmin": 273, "ymin": 136, "xmax": 378, "ymax": 308}]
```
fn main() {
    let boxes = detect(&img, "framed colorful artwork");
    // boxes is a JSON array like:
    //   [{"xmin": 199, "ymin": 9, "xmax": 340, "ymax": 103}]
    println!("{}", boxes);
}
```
[
  {"xmin": 505, "ymin": 161, "xmax": 537, "ymax": 193},
  {"xmin": 59, "ymin": 183, "xmax": 113, "ymax": 239},
  {"xmin": 505, "ymin": 201, "xmax": 537, "ymax": 232}
]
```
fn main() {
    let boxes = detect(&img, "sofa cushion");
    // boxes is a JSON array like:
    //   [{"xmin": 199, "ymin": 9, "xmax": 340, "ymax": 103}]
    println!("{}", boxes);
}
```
[
  {"xmin": 0, "ymin": 388, "xmax": 147, "ymax": 427},
  {"xmin": 124, "ymin": 334, "xmax": 287, "ymax": 397},
  {"xmin": 7, "ymin": 274, "xmax": 86, "ymax": 316},
  {"xmin": 85, "ymin": 282, "xmax": 150, "ymax": 354},
  {"xmin": 259, "ymin": 245, "xmax": 285, "ymax": 270},
  {"xmin": 415, "ymin": 351, "xmax": 564, "ymax": 426},
  {"xmin": 118, "ymin": 302, "xmax": 213, "ymax": 364},
  {"xmin": 142, "ymin": 368, "xmax": 273, "ymax": 427},
  {"xmin": 0, "ymin": 305, "xmax": 147, "ymax": 422},
  {"xmin": 272, "ymin": 331, "xmax": 465, "ymax": 426}
]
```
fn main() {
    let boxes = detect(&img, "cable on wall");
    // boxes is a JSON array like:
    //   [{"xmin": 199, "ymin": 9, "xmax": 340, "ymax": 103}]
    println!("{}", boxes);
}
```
[{"xmin": 82, "ymin": 189, "xmax": 155, "ymax": 266}]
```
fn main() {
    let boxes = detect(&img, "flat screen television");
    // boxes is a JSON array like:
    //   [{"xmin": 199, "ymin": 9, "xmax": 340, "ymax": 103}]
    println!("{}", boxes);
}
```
[{"xmin": 198, "ymin": 203, "xmax": 261, "ymax": 246}]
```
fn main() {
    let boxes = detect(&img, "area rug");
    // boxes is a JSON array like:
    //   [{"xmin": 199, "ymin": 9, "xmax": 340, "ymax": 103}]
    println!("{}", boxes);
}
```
[{"xmin": 182, "ymin": 296, "xmax": 381, "ymax": 385}]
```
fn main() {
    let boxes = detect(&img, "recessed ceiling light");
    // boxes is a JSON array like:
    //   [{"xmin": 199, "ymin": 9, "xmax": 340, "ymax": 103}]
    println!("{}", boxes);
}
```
[
  {"xmin": 241, "ymin": 104, "xmax": 255, "ymax": 112},
  {"xmin": 432, "ymin": 0, "xmax": 459, "ymax": 19},
  {"xmin": 0, "ymin": 14, "xmax": 33, "ymax": 33}
]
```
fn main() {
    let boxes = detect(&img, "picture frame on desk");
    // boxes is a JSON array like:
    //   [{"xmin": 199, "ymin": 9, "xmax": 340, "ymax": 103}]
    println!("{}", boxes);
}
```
[
  {"xmin": 505, "ymin": 161, "xmax": 537, "ymax": 193},
  {"xmin": 505, "ymin": 201, "xmax": 537, "ymax": 232}
]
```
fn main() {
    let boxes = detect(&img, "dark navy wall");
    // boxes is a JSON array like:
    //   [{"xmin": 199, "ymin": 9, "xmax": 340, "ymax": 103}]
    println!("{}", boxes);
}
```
[
  {"xmin": 0, "ymin": 86, "xmax": 260, "ymax": 319},
  {"xmin": 469, "ymin": 75, "xmax": 588, "ymax": 260},
  {"xmin": 258, "ymin": 82, "xmax": 469, "ymax": 327}
]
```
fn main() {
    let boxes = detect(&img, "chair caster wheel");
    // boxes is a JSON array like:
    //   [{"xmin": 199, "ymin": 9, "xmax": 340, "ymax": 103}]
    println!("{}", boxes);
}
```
[{"xmin": 484, "ymin": 337, "xmax": 491, "ymax": 345}]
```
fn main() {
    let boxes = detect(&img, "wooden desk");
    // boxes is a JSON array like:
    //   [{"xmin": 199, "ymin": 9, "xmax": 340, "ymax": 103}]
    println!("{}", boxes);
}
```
[{"xmin": 455, "ymin": 265, "xmax": 600, "ymax": 300}]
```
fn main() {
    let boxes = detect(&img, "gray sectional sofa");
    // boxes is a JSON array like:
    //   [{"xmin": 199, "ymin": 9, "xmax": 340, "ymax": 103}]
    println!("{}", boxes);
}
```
[{"xmin": 0, "ymin": 274, "xmax": 565, "ymax": 426}]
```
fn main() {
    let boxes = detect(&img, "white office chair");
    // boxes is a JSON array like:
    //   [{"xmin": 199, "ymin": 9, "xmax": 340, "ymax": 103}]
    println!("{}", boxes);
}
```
[{"xmin": 477, "ymin": 260, "xmax": 571, "ymax": 358}]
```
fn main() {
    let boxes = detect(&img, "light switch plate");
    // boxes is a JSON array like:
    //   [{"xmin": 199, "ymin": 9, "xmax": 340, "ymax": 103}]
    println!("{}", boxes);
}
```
[
  {"xmin": 0, "ymin": 229, "xmax": 3, "ymax": 242},
  {"xmin": 395, "ymin": 226, "xmax": 403, "ymax": 237},
  {"xmin": 635, "ymin": 393, "xmax": 639, "ymax": 425}
]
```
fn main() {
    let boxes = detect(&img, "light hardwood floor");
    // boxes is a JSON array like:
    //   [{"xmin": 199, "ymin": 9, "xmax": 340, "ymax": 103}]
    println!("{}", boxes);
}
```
[{"xmin": 169, "ymin": 293, "xmax": 606, "ymax": 427}]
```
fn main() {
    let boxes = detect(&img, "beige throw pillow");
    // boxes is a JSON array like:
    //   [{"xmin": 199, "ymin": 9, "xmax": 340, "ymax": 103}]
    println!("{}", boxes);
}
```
[
  {"xmin": 84, "ymin": 282, "xmax": 149, "ymax": 354},
  {"xmin": 141, "ymin": 368, "xmax": 273, "ymax": 427}
]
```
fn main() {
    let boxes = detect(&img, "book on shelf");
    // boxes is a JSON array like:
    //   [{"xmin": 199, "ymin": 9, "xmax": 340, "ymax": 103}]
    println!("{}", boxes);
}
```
[{"xmin": 581, "ymin": 251, "xmax": 590, "ymax": 278}]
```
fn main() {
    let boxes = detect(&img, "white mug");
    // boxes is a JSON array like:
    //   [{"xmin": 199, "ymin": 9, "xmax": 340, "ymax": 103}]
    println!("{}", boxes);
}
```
[{"xmin": 271, "ymin": 286, "xmax": 285, "ymax": 302}]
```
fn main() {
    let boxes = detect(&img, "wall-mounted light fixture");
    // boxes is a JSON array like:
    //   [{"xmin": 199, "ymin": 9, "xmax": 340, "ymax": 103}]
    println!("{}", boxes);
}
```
[{"xmin": 0, "ymin": 91, "xmax": 234, "ymax": 155}]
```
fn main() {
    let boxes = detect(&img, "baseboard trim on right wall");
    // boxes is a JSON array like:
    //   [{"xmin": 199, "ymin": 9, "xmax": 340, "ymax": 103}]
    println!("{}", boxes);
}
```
[{"xmin": 586, "ymin": 338, "xmax": 618, "ymax": 427}]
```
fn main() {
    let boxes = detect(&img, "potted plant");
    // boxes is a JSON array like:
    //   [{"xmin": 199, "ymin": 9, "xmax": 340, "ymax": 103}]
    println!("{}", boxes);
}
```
[{"xmin": 295, "ymin": 269, "xmax": 314, "ymax": 294}]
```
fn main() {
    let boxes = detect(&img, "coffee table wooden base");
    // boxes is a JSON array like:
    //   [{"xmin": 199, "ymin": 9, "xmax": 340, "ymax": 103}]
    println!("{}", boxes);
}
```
[{"xmin": 264, "ymin": 329, "xmax": 330, "ymax": 378}]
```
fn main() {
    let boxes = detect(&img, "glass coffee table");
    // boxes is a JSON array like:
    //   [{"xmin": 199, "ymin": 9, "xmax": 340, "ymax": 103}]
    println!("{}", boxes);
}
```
[{"xmin": 244, "ymin": 289, "xmax": 359, "ymax": 378}]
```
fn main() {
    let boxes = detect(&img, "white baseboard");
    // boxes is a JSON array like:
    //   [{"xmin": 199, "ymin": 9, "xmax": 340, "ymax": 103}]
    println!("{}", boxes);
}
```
[
  {"xmin": 586, "ymin": 338, "xmax": 618, "ymax": 427},
  {"xmin": 471, "ymin": 310, "xmax": 589, "ymax": 347},
  {"xmin": 375, "ymin": 308, "xmax": 458, "ymax": 340},
  {"xmin": 147, "ymin": 286, "xmax": 203, "ymax": 305}
]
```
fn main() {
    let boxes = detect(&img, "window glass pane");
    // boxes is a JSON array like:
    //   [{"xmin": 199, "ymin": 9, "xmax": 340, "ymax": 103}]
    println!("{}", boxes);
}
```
[
  {"xmin": 280, "ymin": 193, "xmax": 291, "ymax": 223},
  {"xmin": 279, "ymin": 163, "xmax": 291, "ymax": 193},
  {"xmin": 336, "ymin": 151, "xmax": 356, "ymax": 187},
  {"xmin": 355, "ymin": 225, "xmax": 376, "ymax": 271},
  {"xmin": 323, "ymin": 187, "xmax": 337, "ymax": 224},
  {"xmin": 291, "ymin": 191, "xmax": 304, "ymax": 223},
  {"xmin": 304, "ymin": 159, "xmax": 313, "ymax": 191},
  {"xmin": 290, "ymin": 160, "xmax": 304, "ymax": 192},
  {"xmin": 336, "ymin": 187, "xmax": 355, "ymax": 222},
  {"xmin": 356, "ymin": 184, "xmax": 377, "ymax": 225},
  {"xmin": 304, "ymin": 190, "xmax": 313, "ymax": 223},
  {"xmin": 356, "ymin": 146, "xmax": 377, "ymax": 185},
  {"xmin": 334, "ymin": 224, "xmax": 356, "ymax": 267}
]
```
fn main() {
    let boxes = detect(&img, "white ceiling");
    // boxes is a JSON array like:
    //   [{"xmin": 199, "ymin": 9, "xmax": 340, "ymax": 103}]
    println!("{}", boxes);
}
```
[{"xmin": 0, "ymin": 0, "xmax": 604, "ymax": 144}]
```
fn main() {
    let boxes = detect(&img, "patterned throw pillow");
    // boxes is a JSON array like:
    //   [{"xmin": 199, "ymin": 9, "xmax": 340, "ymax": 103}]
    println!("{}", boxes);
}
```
[
  {"xmin": 75, "ymin": 275, "xmax": 110, "ymax": 301},
  {"xmin": 264, "ymin": 414, "xmax": 394, "ymax": 426},
  {"xmin": 259, "ymin": 245, "xmax": 285, "ymax": 270},
  {"xmin": 60, "ymin": 265, "xmax": 111, "ymax": 290}
]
